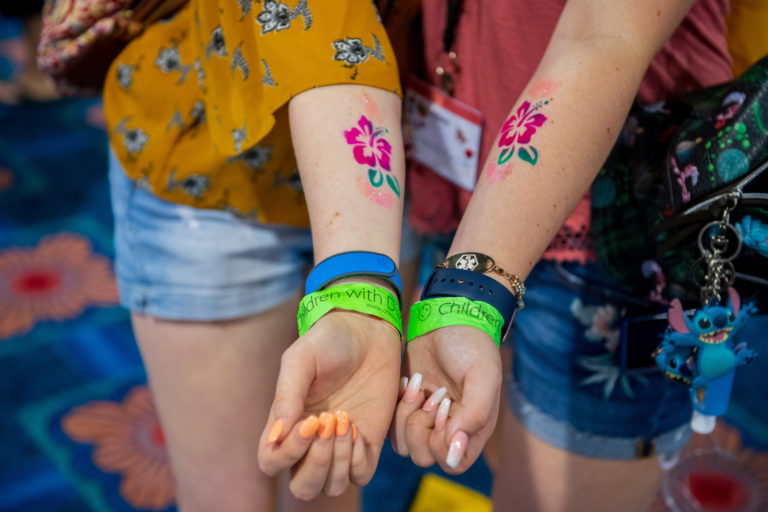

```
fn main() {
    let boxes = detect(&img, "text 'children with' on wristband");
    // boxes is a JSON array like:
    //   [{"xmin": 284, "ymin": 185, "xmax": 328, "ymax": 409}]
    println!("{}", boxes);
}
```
[{"xmin": 297, "ymin": 283, "xmax": 402, "ymax": 337}]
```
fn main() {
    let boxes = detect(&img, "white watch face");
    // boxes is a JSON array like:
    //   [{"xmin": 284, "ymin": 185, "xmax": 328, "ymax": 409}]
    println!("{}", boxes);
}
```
[{"xmin": 455, "ymin": 254, "xmax": 479, "ymax": 270}]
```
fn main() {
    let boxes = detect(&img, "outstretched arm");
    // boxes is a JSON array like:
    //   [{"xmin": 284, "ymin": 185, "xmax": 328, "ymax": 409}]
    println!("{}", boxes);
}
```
[
  {"xmin": 396, "ymin": 0, "xmax": 697, "ymax": 473},
  {"xmin": 258, "ymin": 84, "xmax": 406, "ymax": 499}
]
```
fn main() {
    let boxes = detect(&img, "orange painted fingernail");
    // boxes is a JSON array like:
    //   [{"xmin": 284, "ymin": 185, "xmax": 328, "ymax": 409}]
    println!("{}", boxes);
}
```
[
  {"xmin": 318, "ymin": 412, "xmax": 336, "ymax": 439},
  {"xmin": 351, "ymin": 423, "xmax": 358, "ymax": 443},
  {"xmin": 267, "ymin": 419, "xmax": 284, "ymax": 444},
  {"xmin": 299, "ymin": 415, "xmax": 319, "ymax": 439},
  {"xmin": 335, "ymin": 410, "xmax": 350, "ymax": 437}
]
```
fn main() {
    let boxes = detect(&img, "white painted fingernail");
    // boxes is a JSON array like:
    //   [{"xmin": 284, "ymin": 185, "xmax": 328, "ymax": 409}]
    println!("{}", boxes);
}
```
[
  {"xmin": 435, "ymin": 398, "xmax": 451, "ymax": 432},
  {"xmin": 400, "ymin": 376, "xmax": 409, "ymax": 392},
  {"xmin": 403, "ymin": 373, "xmax": 422, "ymax": 403},
  {"xmin": 446, "ymin": 431, "xmax": 468, "ymax": 469},
  {"xmin": 423, "ymin": 387, "xmax": 447, "ymax": 412}
]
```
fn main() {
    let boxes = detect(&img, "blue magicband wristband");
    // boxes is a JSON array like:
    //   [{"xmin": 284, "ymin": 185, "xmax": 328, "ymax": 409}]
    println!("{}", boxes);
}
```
[
  {"xmin": 305, "ymin": 251, "xmax": 403, "ymax": 305},
  {"xmin": 421, "ymin": 268, "xmax": 517, "ymax": 336}
]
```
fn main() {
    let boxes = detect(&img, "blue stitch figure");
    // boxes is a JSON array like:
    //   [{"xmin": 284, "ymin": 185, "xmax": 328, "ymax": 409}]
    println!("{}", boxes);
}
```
[{"xmin": 654, "ymin": 287, "xmax": 758, "ymax": 433}]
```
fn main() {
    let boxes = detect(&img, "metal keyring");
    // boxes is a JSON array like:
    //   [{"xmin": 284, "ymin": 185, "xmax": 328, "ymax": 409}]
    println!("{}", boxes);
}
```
[
  {"xmin": 697, "ymin": 221, "xmax": 743, "ymax": 262},
  {"xmin": 692, "ymin": 258, "xmax": 736, "ymax": 288}
]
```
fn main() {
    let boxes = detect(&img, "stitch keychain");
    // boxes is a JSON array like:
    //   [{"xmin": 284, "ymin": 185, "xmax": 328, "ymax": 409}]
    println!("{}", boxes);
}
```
[{"xmin": 654, "ymin": 193, "xmax": 759, "ymax": 434}]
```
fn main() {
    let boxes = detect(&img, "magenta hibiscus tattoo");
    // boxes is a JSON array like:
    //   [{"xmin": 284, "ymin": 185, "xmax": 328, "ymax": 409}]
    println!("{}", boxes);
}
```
[
  {"xmin": 497, "ymin": 100, "xmax": 549, "ymax": 166},
  {"xmin": 344, "ymin": 115, "xmax": 401, "ymax": 198}
]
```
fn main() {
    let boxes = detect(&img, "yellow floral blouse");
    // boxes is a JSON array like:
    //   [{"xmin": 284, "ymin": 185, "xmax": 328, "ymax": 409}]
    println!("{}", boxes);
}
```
[{"xmin": 103, "ymin": 0, "xmax": 400, "ymax": 227}]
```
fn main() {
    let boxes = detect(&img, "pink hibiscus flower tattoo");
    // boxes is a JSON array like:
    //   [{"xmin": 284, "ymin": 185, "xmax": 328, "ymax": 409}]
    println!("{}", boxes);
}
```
[
  {"xmin": 344, "ymin": 115, "xmax": 401, "ymax": 198},
  {"xmin": 344, "ymin": 115, "xmax": 392, "ymax": 171},
  {"xmin": 497, "ymin": 100, "xmax": 548, "ymax": 166}
]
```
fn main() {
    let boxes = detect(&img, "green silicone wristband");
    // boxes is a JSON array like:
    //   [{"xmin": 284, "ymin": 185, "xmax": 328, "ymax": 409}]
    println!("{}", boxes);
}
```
[
  {"xmin": 297, "ymin": 283, "xmax": 402, "ymax": 337},
  {"xmin": 407, "ymin": 297, "xmax": 504, "ymax": 347}
]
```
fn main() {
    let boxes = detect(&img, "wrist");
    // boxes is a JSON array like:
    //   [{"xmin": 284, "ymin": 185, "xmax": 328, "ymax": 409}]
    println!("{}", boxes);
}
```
[{"xmin": 437, "ymin": 251, "xmax": 526, "ymax": 310}]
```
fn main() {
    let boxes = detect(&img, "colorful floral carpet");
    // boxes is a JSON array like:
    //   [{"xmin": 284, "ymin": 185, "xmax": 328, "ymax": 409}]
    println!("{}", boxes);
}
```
[{"xmin": 1, "ymin": 15, "xmax": 766, "ymax": 512}]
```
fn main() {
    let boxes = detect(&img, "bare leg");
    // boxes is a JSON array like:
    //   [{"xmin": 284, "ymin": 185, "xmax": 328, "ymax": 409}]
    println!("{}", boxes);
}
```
[
  {"xmin": 134, "ymin": 293, "xmax": 361, "ymax": 512},
  {"xmin": 491, "ymin": 402, "xmax": 662, "ymax": 512}
]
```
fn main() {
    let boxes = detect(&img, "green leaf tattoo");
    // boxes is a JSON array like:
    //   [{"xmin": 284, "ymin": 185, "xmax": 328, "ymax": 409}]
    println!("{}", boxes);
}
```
[
  {"xmin": 369, "ymin": 168, "xmax": 384, "ymax": 187},
  {"xmin": 385, "ymin": 174, "xmax": 401, "ymax": 197},
  {"xmin": 498, "ymin": 147, "xmax": 515, "ymax": 165},
  {"xmin": 518, "ymin": 147, "xmax": 539, "ymax": 165}
]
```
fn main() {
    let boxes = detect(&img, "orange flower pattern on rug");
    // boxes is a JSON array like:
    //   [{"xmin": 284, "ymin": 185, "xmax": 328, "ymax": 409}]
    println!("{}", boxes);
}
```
[
  {"xmin": 649, "ymin": 422, "xmax": 768, "ymax": 511},
  {"xmin": 62, "ymin": 386, "xmax": 175, "ymax": 510},
  {"xmin": 0, "ymin": 233, "xmax": 118, "ymax": 339},
  {"xmin": 0, "ymin": 167, "xmax": 13, "ymax": 191}
]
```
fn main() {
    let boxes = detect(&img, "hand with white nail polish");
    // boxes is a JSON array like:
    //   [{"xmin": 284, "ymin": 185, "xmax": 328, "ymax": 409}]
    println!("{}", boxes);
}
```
[
  {"xmin": 394, "ymin": 325, "xmax": 502, "ymax": 473},
  {"xmin": 257, "ymin": 310, "xmax": 401, "ymax": 500}
]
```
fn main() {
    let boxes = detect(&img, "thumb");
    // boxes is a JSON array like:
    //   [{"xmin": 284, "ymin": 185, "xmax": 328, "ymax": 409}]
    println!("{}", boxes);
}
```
[
  {"xmin": 267, "ymin": 344, "xmax": 316, "ymax": 441},
  {"xmin": 446, "ymin": 364, "xmax": 501, "ymax": 442}
]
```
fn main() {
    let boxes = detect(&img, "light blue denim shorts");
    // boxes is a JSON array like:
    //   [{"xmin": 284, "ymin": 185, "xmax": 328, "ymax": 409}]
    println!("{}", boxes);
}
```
[
  {"xmin": 508, "ymin": 261, "xmax": 693, "ymax": 460},
  {"xmin": 109, "ymin": 151, "xmax": 420, "ymax": 321}
]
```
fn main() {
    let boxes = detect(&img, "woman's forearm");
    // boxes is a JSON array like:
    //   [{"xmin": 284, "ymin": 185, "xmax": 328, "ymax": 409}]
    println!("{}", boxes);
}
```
[
  {"xmin": 289, "ymin": 85, "xmax": 405, "ymax": 264},
  {"xmin": 449, "ymin": 0, "xmax": 695, "ymax": 284}
]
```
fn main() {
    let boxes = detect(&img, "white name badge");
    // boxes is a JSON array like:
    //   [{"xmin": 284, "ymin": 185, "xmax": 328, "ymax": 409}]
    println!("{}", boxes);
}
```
[{"xmin": 404, "ymin": 77, "xmax": 484, "ymax": 191}]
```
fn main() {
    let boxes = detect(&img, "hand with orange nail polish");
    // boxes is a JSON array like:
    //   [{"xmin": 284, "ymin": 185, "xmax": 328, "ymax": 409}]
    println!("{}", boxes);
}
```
[
  {"xmin": 257, "ymin": 310, "xmax": 401, "ymax": 500},
  {"xmin": 393, "ymin": 325, "xmax": 502, "ymax": 474}
]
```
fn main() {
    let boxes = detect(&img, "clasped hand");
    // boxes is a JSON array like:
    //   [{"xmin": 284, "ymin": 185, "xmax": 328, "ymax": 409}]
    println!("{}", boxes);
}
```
[
  {"xmin": 258, "ymin": 316, "xmax": 501, "ymax": 500},
  {"xmin": 257, "ymin": 310, "xmax": 400, "ymax": 500}
]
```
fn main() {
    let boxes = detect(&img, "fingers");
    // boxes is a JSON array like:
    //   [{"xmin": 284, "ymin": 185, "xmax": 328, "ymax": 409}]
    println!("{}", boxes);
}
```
[
  {"xmin": 445, "ymin": 430, "xmax": 469, "ymax": 469},
  {"xmin": 398, "ymin": 376, "xmax": 409, "ymax": 399},
  {"xmin": 437, "ymin": 366, "xmax": 501, "ymax": 474},
  {"xmin": 259, "ymin": 345, "xmax": 316, "ymax": 466},
  {"xmin": 270, "ymin": 346, "xmax": 317, "ymax": 435},
  {"xmin": 391, "ymin": 372, "xmax": 425, "ymax": 456},
  {"xmin": 423, "ymin": 386, "xmax": 447, "ymax": 413},
  {"xmin": 289, "ymin": 413, "xmax": 336, "ymax": 501},
  {"xmin": 259, "ymin": 414, "xmax": 320, "ymax": 476},
  {"xmin": 274, "ymin": 410, "xmax": 364, "ymax": 500},
  {"xmin": 350, "ymin": 422, "xmax": 378, "ymax": 486},
  {"xmin": 323, "ymin": 411, "xmax": 353, "ymax": 497},
  {"xmin": 404, "ymin": 387, "xmax": 450, "ymax": 467},
  {"xmin": 445, "ymin": 365, "xmax": 501, "ymax": 442},
  {"xmin": 434, "ymin": 397, "xmax": 452, "ymax": 432}
]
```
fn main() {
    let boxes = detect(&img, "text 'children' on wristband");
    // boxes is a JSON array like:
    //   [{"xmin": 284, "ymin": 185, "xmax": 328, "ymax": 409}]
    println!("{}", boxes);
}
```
[
  {"xmin": 297, "ymin": 283, "xmax": 402, "ymax": 337},
  {"xmin": 407, "ymin": 297, "xmax": 504, "ymax": 347}
]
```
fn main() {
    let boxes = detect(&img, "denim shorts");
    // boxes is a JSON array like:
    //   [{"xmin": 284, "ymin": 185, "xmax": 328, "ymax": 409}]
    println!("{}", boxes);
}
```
[
  {"xmin": 507, "ymin": 261, "xmax": 692, "ymax": 459},
  {"xmin": 109, "ymin": 151, "xmax": 420, "ymax": 321}
]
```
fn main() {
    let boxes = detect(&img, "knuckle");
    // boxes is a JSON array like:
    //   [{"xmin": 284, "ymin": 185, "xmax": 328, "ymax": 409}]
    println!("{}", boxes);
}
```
[
  {"xmin": 289, "ymin": 483, "xmax": 316, "ymax": 502},
  {"xmin": 324, "ymin": 479, "xmax": 349, "ymax": 498},
  {"xmin": 411, "ymin": 451, "xmax": 435, "ymax": 468},
  {"xmin": 351, "ymin": 467, "xmax": 375, "ymax": 487},
  {"xmin": 257, "ymin": 457, "xmax": 278, "ymax": 477},
  {"xmin": 302, "ymin": 450, "xmax": 330, "ymax": 472},
  {"xmin": 392, "ymin": 442, "xmax": 410, "ymax": 457}
]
